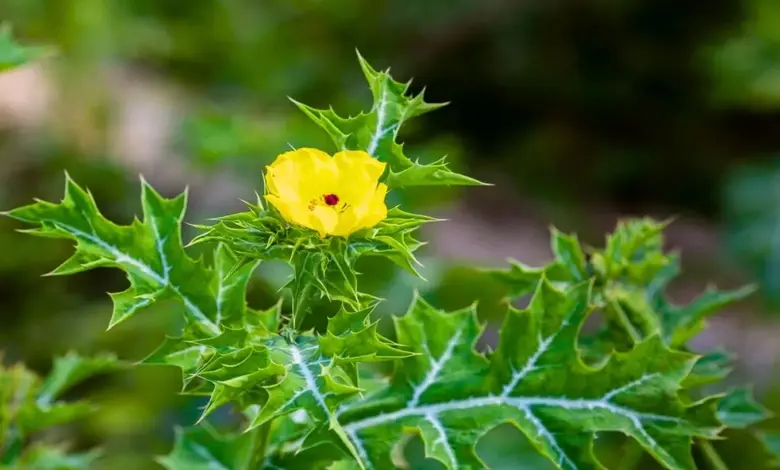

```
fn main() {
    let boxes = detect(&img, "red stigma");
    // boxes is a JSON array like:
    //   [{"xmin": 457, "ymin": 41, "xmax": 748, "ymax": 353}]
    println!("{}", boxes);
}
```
[{"xmin": 323, "ymin": 194, "xmax": 340, "ymax": 206}]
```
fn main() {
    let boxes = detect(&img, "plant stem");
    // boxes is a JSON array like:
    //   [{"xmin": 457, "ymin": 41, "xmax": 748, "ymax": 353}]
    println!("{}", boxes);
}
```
[
  {"xmin": 699, "ymin": 439, "xmax": 728, "ymax": 470},
  {"xmin": 250, "ymin": 421, "xmax": 273, "ymax": 468}
]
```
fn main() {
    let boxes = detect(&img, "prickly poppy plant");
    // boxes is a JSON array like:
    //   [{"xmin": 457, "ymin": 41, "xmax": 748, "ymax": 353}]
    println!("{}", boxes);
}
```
[{"xmin": 3, "ymin": 47, "xmax": 779, "ymax": 469}]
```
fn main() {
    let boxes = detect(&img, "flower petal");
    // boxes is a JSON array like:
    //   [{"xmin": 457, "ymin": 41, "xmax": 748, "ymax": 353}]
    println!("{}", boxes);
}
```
[
  {"xmin": 333, "ymin": 207, "xmax": 360, "ymax": 237},
  {"xmin": 358, "ymin": 183, "xmax": 389, "ymax": 230},
  {"xmin": 334, "ymin": 150, "xmax": 386, "ymax": 181},
  {"xmin": 310, "ymin": 206, "xmax": 339, "ymax": 237},
  {"xmin": 333, "ymin": 150, "xmax": 386, "ymax": 204},
  {"xmin": 266, "ymin": 148, "xmax": 336, "ymax": 202},
  {"xmin": 265, "ymin": 195, "xmax": 308, "ymax": 228},
  {"xmin": 301, "ymin": 148, "xmax": 338, "ymax": 197}
]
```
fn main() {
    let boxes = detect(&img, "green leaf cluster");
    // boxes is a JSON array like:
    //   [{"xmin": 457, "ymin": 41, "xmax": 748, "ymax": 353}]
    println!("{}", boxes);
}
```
[
  {"xmin": 191, "ymin": 198, "xmax": 437, "ymax": 328},
  {"xmin": 487, "ymin": 218, "xmax": 775, "ymax": 468},
  {"xmin": 488, "ymin": 218, "xmax": 754, "ymax": 354},
  {"xmin": 0, "ymin": 352, "xmax": 121, "ymax": 469},
  {"xmin": 4, "ymin": 173, "xmax": 416, "ymax": 467}
]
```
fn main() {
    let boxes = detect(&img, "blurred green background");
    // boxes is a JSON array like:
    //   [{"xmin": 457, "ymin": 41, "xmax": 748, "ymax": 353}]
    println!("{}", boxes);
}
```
[{"xmin": 1, "ymin": 0, "xmax": 779, "ymax": 468}]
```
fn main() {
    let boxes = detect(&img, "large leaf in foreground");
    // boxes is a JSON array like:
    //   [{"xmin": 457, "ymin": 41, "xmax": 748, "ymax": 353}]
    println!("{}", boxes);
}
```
[{"xmin": 330, "ymin": 280, "xmax": 721, "ymax": 470}]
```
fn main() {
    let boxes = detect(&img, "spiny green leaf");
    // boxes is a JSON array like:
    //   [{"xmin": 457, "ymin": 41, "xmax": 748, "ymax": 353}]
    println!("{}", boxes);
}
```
[
  {"xmin": 489, "ymin": 219, "xmax": 755, "ymax": 354},
  {"xmin": 485, "ymin": 228, "xmax": 583, "ymax": 299},
  {"xmin": 141, "ymin": 296, "xmax": 283, "ymax": 386},
  {"xmin": 247, "ymin": 337, "xmax": 361, "ymax": 429},
  {"xmin": 485, "ymin": 259, "xmax": 549, "ymax": 298},
  {"xmin": 681, "ymin": 350, "xmax": 733, "ymax": 389},
  {"xmin": 324, "ymin": 280, "xmax": 721, "ymax": 470},
  {"xmin": 600, "ymin": 284, "xmax": 662, "ymax": 348},
  {"xmin": 385, "ymin": 157, "xmax": 486, "ymax": 188},
  {"xmin": 716, "ymin": 387, "xmax": 772, "ymax": 429},
  {"xmin": 291, "ymin": 250, "xmax": 328, "ymax": 329},
  {"xmin": 268, "ymin": 442, "xmax": 348, "ymax": 470},
  {"xmin": 149, "ymin": 314, "xmax": 402, "ymax": 438},
  {"xmin": 141, "ymin": 333, "xmax": 210, "ymax": 372},
  {"xmin": 213, "ymin": 243, "xmax": 263, "ymax": 329},
  {"xmin": 551, "ymin": 228, "xmax": 587, "ymax": 282},
  {"xmin": 594, "ymin": 218, "xmax": 672, "ymax": 283},
  {"xmin": 319, "ymin": 307, "xmax": 411, "ymax": 363},
  {"xmin": 658, "ymin": 284, "xmax": 756, "ymax": 347},
  {"xmin": 291, "ymin": 52, "xmax": 484, "ymax": 188},
  {"xmin": 4, "ymin": 176, "xmax": 266, "ymax": 337}
]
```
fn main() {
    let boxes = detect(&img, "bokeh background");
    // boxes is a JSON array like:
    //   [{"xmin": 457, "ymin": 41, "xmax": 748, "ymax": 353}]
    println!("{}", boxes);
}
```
[{"xmin": 1, "ymin": 0, "xmax": 779, "ymax": 468}]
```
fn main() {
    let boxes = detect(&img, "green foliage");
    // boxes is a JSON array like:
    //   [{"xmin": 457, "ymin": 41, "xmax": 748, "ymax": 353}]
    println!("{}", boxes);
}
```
[
  {"xmin": 7, "ymin": 174, "xmax": 224, "ymax": 336},
  {"xmin": 0, "ymin": 353, "xmax": 121, "ymax": 469},
  {"xmin": 0, "ymin": 23, "xmax": 48, "ymax": 72},
  {"xmin": 3, "ymin": 54, "xmax": 777, "ymax": 470},
  {"xmin": 488, "ymin": 218, "xmax": 754, "ymax": 352},
  {"xmin": 191, "ymin": 198, "xmax": 437, "ymax": 327},
  {"xmin": 292, "ymin": 52, "xmax": 486, "ymax": 189},
  {"xmin": 717, "ymin": 387, "xmax": 772, "ymax": 429},
  {"xmin": 328, "ymin": 286, "xmax": 721, "ymax": 470},
  {"xmin": 487, "ymin": 219, "xmax": 776, "ymax": 469}
]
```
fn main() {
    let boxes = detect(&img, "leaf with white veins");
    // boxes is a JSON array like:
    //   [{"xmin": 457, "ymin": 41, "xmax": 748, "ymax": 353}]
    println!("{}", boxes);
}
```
[
  {"xmin": 5, "ymin": 175, "xmax": 228, "ymax": 336},
  {"xmin": 325, "ymin": 280, "xmax": 722, "ymax": 470},
  {"xmin": 292, "ymin": 52, "xmax": 485, "ymax": 189}
]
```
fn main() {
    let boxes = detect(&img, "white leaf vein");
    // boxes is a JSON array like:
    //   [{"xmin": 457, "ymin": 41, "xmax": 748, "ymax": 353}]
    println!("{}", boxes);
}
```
[
  {"xmin": 426, "ymin": 413, "xmax": 457, "ymax": 468},
  {"xmin": 366, "ymin": 85, "xmax": 389, "ymax": 156},
  {"xmin": 290, "ymin": 345, "xmax": 329, "ymax": 415},
  {"xmin": 523, "ymin": 407, "xmax": 576, "ymax": 470},
  {"xmin": 53, "ymin": 221, "xmax": 219, "ymax": 334},
  {"xmin": 409, "ymin": 328, "xmax": 462, "ymax": 407}
]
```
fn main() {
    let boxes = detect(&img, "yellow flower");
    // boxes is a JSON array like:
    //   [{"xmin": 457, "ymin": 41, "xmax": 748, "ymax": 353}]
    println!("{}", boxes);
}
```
[{"xmin": 264, "ymin": 148, "xmax": 388, "ymax": 237}]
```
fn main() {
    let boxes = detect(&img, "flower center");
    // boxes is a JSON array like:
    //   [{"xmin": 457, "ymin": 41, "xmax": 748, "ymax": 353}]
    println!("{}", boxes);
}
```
[{"xmin": 323, "ymin": 194, "xmax": 340, "ymax": 206}]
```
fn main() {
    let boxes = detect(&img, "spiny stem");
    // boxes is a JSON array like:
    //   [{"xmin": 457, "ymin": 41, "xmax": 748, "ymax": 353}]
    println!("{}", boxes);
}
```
[
  {"xmin": 250, "ymin": 421, "xmax": 273, "ymax": 468},
  {"xmin": 699, "ymin": 439, "xmax": 728, "ymax": 470}
]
